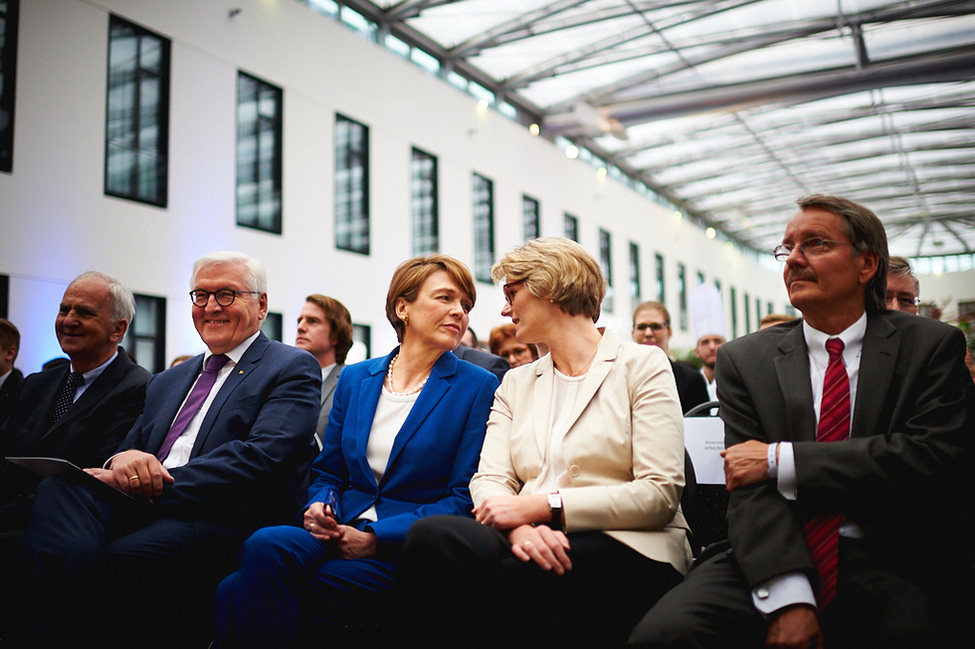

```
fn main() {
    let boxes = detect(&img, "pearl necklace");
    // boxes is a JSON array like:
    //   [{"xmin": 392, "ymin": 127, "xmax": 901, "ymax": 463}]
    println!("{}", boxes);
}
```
[{"xmin": 385, "ymin": 353, "xmax": 428, "ymax": 396}]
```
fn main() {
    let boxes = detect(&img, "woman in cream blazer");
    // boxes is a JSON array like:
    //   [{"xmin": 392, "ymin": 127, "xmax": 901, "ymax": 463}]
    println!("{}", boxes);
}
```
[{"xmin": 399, "ymin": 238, "xmax": 691, "ymax": 649}]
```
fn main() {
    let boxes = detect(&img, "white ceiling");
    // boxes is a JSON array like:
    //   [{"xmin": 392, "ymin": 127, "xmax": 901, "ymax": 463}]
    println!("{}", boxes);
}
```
[{"xmin": 339, "ymin": 0, "xmax": 975, "ymax": 258}]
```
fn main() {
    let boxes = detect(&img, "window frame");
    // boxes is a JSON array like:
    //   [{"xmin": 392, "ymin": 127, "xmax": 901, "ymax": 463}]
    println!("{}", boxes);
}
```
[
  {"xmin": 236, "ymin": 71, "xmax": 283, "ymax": 234},
  {"xmin": 0, "ymin": 0, "xmax": 20, "ymax": 174},
  {"xmin": 472, "ymin": 172, "xmax": 494, "ymax": 283},
  {"xmin": 335, "ymin": 113, "xmax": 370, "ymax": 253},
  {"xmin": 410, "ymin": 147, "xmax": 438, "ymax": 255}
]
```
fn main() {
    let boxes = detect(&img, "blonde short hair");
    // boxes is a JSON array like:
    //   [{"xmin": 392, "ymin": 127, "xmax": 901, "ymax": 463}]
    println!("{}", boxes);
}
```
[
  {"xmin": 491, "ymin": 237, "xmax": 604, "ymax": 322},
  {"xmin": 386, "ymin": 255, "xmax": 476, "ymax": 342}
]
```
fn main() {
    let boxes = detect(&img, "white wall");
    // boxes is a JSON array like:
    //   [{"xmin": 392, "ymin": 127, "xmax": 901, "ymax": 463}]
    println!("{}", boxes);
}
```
[{"xmin": 1, "ymin": 0, "xmax": 823, "ymax": 373}]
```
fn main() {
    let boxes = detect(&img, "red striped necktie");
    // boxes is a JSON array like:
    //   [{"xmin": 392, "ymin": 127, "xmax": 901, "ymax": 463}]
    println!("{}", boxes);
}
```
[{"xmin": 802, "ymin": 337, "xmax": 850, "ymax": 609}]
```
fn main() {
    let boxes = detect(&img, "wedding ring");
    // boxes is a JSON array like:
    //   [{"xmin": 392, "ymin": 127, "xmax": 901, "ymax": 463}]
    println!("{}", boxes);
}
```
[
  {"xmin": 128, "ymin": 475, "xmax": 139, "ymax": 481},
  {"xmin": 522, "ymin": 540, "xmax": 533, "ymax": 550}
]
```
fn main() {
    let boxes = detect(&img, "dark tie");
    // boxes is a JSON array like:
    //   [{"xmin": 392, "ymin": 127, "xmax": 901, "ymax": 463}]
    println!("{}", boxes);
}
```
[
  {"xmin": 52, "ymin": 372, "xmax": 85, "ymax": 423},
  {"xmin": 802, "ymin": 337, "xmax": 850, "ymax": 609},
  {"xmin": 157, "ymin": 354, "xmax": 229, "ymax": 461}
]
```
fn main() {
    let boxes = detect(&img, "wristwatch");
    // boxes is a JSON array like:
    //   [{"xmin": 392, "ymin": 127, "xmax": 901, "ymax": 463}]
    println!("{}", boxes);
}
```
[{"xmin": 547, "ymin": 491, "xmax": 563, "ymax": 531}]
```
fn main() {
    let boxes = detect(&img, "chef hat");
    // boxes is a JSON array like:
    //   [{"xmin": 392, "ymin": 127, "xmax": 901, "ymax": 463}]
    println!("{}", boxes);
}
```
[{"xmin": 690, "ymin": 283, "xmax": 726, "ymax": 342}]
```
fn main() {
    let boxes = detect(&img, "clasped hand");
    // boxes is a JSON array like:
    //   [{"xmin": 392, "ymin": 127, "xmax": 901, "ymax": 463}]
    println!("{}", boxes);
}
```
[
  {"xmin": 85, "ymin": 449, "xmax": 174, "ymax": 498},
  {"xmin": 303, "ymin": 501, "xmax": 377, "ymax": 560},
  {"xmin": 721, "ymin": 440, "xmax": 772, "ymax": 491}
]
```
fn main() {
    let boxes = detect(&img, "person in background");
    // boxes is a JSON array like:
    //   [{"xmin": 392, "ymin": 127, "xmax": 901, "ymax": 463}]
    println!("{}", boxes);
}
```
[
  {"xmin": 399, "ymin": 238, "xmax": 691, "ymax": 649},
  {"xmin": 632, "ymin": 301, "xmax": 709, "ymax": 414},
  {"xmin": 690, "ymin": 285, "xmax": 726, "ymax": 402},
  {"xmin": 488, "ymin": 322, "xmax": 539, "ymax": 369},
  {"xmin": 885, "ymin": 256, "xmax": 920, "ymax": 315},
  {"xmin": 759, "ymin": 313, "xmax": 797, "ymax": 330},
  {"xmin": 214, "ymin": 255, "xmax": 497, "ymax": 649},
  {"xmin": 0, "ymin": 318, "xmax": 23, "ymax": 427}
]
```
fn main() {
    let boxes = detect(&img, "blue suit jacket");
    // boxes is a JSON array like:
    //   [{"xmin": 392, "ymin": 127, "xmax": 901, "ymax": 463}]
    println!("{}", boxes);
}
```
[
  {"xmin": 118, "ymin": 333, "xmax": 321, "ymax": 527},
  {"xmin": 306, "ymin": 348, "xmax": 498, "ymax": 556}
]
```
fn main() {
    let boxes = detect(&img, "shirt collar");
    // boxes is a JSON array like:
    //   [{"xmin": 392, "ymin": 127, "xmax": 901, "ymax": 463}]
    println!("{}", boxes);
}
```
[
  {"xmin": 204, "ymin": 331, "xmax": 261, "ymax": 367},
  {"xmin": 803, "ymin": 311, "xmax": 867, "ymax": 368},
  {"xmin": 73, "ymin": 350, "xmax": 118, "ymax": 383}
]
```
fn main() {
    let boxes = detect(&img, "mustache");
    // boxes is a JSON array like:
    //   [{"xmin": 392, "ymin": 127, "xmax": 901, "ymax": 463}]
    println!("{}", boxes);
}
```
[{"xmin": 787, "ymin": 270, "xmax": 817, "ymax": 284}]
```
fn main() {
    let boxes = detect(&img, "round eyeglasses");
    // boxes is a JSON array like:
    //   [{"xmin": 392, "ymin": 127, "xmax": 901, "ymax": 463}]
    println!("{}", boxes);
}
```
[{"xmin": 189, "ymin": 289, "xmax": 258, "ymax": 307}]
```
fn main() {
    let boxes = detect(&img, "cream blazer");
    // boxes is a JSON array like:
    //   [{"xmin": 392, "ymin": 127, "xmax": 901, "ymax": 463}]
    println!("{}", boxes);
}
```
[{"xmin": 471, "ymin": 329, "xmax": 693, "ymax": 575}]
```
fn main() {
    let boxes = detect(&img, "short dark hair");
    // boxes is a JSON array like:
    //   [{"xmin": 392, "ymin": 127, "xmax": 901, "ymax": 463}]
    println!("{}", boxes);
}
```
[
  {"xmin": 305, "ymin": 294, "xmax": 354, "ymax": 365},
  {"xmin": 0, "ymin": 318, "xmax": 20, "ymax": 361},
  {"xmin": 796, "ymin": 194, "xmax": 888, "ymax": 312}
]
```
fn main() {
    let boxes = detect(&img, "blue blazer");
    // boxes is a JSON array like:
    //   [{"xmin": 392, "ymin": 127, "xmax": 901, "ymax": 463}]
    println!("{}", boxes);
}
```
[
  {"xmin": 118, "ymin": 333, "xmax": 321, "ymax": 527},
  {"xmin": 306, "ymin": 348, "xmax": 498, "ymax": 555}
]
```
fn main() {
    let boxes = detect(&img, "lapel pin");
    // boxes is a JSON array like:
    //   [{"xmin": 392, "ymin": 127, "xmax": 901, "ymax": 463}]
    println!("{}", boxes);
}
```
[{"xmin": 239, "ymin": 370, "xmax": 244, "ymax": 375}]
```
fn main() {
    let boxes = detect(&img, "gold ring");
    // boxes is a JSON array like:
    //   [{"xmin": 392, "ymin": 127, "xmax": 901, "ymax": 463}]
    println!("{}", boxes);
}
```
[{"xmin": 128, "ymin": 475, "xmax": 139, "ymax": 481}]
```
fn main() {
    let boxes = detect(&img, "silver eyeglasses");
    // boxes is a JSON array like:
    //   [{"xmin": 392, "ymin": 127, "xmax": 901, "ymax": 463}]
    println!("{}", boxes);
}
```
[
  {"xmin": 189, "ymin": 289, "xmax": 258, "ymax": 307},
  {"xmin": 772, "ymin": 238, "xmax": 853, "ymax": 262}
]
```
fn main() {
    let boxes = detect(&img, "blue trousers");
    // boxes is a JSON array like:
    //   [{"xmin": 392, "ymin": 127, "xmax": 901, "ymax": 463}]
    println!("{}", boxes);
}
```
[{"xmin": 214, "ymin": 524, "xmax": 396, "ymax": 649}]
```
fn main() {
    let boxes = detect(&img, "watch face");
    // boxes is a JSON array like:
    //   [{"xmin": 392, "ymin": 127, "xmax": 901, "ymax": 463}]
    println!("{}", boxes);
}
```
[{"xmin": 548, "ymin": 492, "xmax": 561, "ymax": 509}]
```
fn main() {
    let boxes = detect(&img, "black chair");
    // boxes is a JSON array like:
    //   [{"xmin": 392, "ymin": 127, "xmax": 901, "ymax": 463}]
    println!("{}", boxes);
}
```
[{"xmin": 682, "ymin": 401, "xmax": 728, "ymax": 556}]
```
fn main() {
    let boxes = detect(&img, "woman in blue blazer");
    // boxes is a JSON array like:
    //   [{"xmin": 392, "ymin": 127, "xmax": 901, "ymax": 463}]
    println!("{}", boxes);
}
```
[{"xmin": 214, "ymin": 255, "xmax": 498, "ymax": 648}]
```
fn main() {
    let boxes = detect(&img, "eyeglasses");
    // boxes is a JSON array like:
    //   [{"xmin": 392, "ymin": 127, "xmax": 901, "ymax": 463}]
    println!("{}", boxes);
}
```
[
  {"xmin": 886, "ymin": 293, "xmax": 921, "ymax": 310},
  {"xmin": 503, "ymin": 281, "xmax": 523, "ymax": 305},
  {"xmin": 773, "ymin": 238, "xmax": 853, "ymax": 262},
  {"xmin": 634, "ymin": 322, "xmax": 668, "ymax": 333},
  {"xmin": 189, "ymin": 289, "xmax": 258, "ymax": 308}
]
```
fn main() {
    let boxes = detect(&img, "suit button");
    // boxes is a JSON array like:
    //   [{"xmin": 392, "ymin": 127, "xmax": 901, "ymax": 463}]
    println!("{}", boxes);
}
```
[
  {"xmin": 756, "ymin": 588, "xmax": 769, "ymax": 599},
  {"xmin": 568, "ymin": 465, "xmax": 581, "ymax": 478}
]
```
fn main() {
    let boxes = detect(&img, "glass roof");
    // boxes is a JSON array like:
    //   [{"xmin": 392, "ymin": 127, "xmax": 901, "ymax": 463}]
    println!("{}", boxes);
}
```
[{"xmin": 344, "ymin": 0, "xmax": 975, "ymax": 257}]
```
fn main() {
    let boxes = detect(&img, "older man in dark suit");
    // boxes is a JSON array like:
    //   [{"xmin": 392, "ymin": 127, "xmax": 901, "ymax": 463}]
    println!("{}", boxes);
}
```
[
  {"xmin": 1, "ymin": 273, "xmax": 151, "ymax": 531},
  {"xmin": 21, "ymin": 253, "xmax": 321, "ymax": 646},
  {"xmin": 630, "ymin": 196, "xmax": 973, "ymax": 649}
]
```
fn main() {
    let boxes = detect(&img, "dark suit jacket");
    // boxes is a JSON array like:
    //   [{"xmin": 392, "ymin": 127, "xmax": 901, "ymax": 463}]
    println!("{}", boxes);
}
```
[
  {"xmin": 0, "ymin": 367, "xmax": 23, "ymax": 428},
  {"xmin": 452, "ymin": 345, "xmax": 509, "ymax": 382},
  {"xmin": 1, "ymin": 351, "xmax": 150, "ymax": 511},
  {"xmin": 306, "ymin": 348, "xmax": 497, "ymax": 557},
  {"xmin": 671, "ymin": 361, "xmax": 709, "ymax": 415},
  {"xmin": 718, "ymin": 311, "xmax": 973, "ymax": 596},
  {"xmin": 314, "ymin": 363, "xmax": 343, "ymax": 449},
  {"xmin": 117, "ymin": 333, "xmax": 321, "ymax": 528}
]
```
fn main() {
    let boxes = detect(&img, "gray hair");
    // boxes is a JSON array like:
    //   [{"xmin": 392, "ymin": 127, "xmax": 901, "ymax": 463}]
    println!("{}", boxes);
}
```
[
  {"xmin": 191, "ymin": 252, "xmax": 267, "ymax": 294},
  {"xmin": 70, "ymin": 271, "xmax": 136, "ymax": 323}
]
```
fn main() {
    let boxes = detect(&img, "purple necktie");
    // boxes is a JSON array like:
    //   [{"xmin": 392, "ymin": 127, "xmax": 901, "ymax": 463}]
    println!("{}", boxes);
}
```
[
  {"xmin": 802, "ymin": 337, "xmax": 850, "ymax": 609},
  {"xmin": 157, "ymin": 354, "xmax": 229, "ymax": 461}
]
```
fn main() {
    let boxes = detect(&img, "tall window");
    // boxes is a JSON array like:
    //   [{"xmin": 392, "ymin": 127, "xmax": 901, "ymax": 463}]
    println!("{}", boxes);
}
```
[
  {"xmin": 599, "ymin": 228, "xmax": 613, "ymax": 313},
  {"xmin": 677, "ymin": 263, "xmax": 688, "ymax": 331},
  {"xmin": 0, "ymin": 0, "xmax": 19, "ymax": 173},
  {"xmin": 744, "ymin": 293, "xmax": 751, "ymax": 333},
  {"xmin": 127, "ymin": 294, "xmax": 166, "ymax": 374},
  {"xmin": 756, "ymin": 299, "xmax": 762, "ymax": 330},
  {"xmin": 696, "ymin": 271, "xmax": 705, "ymax": 286},
  {"xmin": 411, "ymin": 147, "xmax": 438, "ymax": 255},
  {"xmin": 522, "ymin": 195, "xmax": 540, "ymax": 241},
  {"xmin": 335, "ymin": 114, "xmax": 369, "ymax": 253},
  {"xmin": 261, "ymin": 312, "xmax": 282, "ymax": 342},
  {"xmin": 352, "ymin": 324, "xmax": 371, "ymax": 361},
  {"xmin": 472, "ymin": 173, "xmax": 494, "ymax": 283},
  {"xmin": 105, "ymin": 15, "xmax": 170, "ymax": 206},
  {"xmin": 730, "ymin": 286, "xmax": 738, "ymax": 339},
  {"xmin": 714, "ymin": 279, "xmax": 721, "ymax": 294},
  {"xmin": 629, "ymin": 242, "xmax": 641, "ymax": 313},
  {"xmin": 655, "ymin": 253, "xmax": 665, "ymax": 303},
  {"xmin": 237, "ymin": 72, "xmax": 282, "ymax": 233},
  {"xmin": 564, "ymin": 213, "xmax": 578, "ymax": 241},
  {"xmin": 767, "ymin": 301, "xmax": 774, "ymax": 317}
]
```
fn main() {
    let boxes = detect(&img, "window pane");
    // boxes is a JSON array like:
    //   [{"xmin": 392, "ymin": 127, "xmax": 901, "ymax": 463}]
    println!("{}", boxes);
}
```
[
  {"xmin": 473, "ymin": 173, "xmax": 494, "ymax": 283},
  {"xmin": 599, "ymin": 228, "xmax": 613, "ymax": 313},
  {"xmin": 629, "ymin": 242, "xmax": 641, "ymax": 313},
  {"xmin": 335, "ymin": 114, "xmax": 369, "ymax": 254},
  {"xmin": 564, "ymin": 213, "xmax": 578, "ymax": 242},
  {"xmin": 411, "ymin": 148, "xmax": 438, "ymax": 255},
  {"xmin": 104, "ymin": 15, "xmax": 169, "ymax": 206},
  {"xmin": 522, "ymin": 195, "xmax": 539, "ymax": 241},
  {"xmin": 236, "ymin": 72, "xmax": 282, "ymax": 233}
]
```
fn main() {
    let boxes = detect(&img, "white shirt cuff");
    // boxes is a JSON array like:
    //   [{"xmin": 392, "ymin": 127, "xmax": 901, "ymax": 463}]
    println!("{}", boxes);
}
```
[
  {"xmin": 776, "ymin": 441, "xmax": 797, "ymax": 500},
  {"xmin": 751, "ymin": 572, "xmax": 816, "ymax": 615}
]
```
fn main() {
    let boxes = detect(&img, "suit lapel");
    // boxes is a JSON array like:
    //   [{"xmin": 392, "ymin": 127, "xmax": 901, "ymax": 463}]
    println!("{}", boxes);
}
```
[
  {"xmin": 559, "ymin": 331, "xmax": 617, "ymax": 441},
  {"xmin": 773, "ymin": 325, "xmax": 817, "ymax": 442},
  {"xmin": 321, "ymin": 364, "xmax": 342, "ymax": 405},
  {"xmin": 531, "ymin": 353, "xmax": 555, "ymax": 459},
  {"xmin": 852, "ymin": 313, "xmax": 897, "ymax": 439},
  {"xmin": 190, "ymin": 335, "xmax": 269, "ymax": 457},
  {"xmin": 381, "ymin": 352, "xmax": 456, "ymax": 482},
  {"xmin": 354, "ymin": 352, "xmax": 391, "ymax": 485}
]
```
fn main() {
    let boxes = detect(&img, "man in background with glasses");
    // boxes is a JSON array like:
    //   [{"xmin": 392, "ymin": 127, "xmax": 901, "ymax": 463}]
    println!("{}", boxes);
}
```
[
  {"xmin": 886, "ymin": 256, "xmax": 921, "ymax": 315},
  {"xmin": 21, "ymin": 252, "xmax": 321, "ymax": 647},
  {"xmin": 631, "ymin": 195, "xmax": 972, "ymax": 648}
]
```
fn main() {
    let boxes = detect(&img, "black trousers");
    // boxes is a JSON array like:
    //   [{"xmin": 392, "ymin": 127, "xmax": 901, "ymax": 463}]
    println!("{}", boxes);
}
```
[
  {"xmin": 628, "ymin": 539, "xmax": 970, "ymax": 649},
  {"xmin": 395, "ymin": 515, "xmax": 682, "ymax": 649}
]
